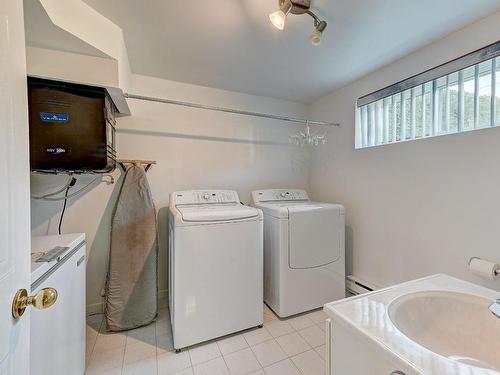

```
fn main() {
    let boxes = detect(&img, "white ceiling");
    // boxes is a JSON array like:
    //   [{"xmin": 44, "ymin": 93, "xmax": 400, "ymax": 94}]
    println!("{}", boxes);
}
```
[{"xmin": 74, "ymin": 0, "xmax": 500, "ymax": 103}]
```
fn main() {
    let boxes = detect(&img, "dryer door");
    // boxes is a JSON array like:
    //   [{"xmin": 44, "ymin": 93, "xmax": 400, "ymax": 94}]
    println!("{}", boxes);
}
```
[{"xmin": 288, "ymin": 205, "xmax": 344, "ymax": 269}]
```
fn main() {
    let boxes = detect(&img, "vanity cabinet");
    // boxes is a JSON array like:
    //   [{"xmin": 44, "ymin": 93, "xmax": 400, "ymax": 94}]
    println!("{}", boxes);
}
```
[{"xmin": 326, "ymin": 319, "xmax": 418, "ymax": 375}]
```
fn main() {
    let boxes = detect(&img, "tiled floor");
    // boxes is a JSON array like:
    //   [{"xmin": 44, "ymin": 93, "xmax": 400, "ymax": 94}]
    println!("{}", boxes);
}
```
[{"xmin": 86, "ymin": 302, "xmax": 328, "ymax": 375}]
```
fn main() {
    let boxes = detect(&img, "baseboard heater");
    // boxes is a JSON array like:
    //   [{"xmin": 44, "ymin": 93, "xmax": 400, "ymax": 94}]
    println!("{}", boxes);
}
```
[{"xmin": 346, "ymin": 275, "xmax": 377, "ymax": 296}]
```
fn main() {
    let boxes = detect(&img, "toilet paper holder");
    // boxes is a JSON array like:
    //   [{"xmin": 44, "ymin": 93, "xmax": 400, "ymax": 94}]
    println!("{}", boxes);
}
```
[{"xmin": 468, "ymin": 257, "xmax": 500, "ymax": 278}]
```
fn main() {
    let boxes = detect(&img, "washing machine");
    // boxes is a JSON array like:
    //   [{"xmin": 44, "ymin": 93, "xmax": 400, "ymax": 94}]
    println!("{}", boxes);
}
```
[
  {"xmin": 251, "ymin": 189, "xmax": 345, "ymax": 318},
  {"xmin": 168, "ymin": 190, "xmax": 263, "ymax": 350}
]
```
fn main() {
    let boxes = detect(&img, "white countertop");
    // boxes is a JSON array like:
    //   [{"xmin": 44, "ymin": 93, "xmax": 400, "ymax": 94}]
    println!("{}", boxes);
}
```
[
  {"xmin": 31, "ymin": 233, "xmax": 85, "ymax": 282},
  {"xmin": 324, "ymin": 274, "xmax": 500, "ymax": 375}
]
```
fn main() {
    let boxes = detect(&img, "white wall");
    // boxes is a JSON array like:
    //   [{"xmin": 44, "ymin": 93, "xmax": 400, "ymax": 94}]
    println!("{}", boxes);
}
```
[
  {"xmin": 28, "ymin": 48, "xmax": 311, "ymax": 312},
  {"xmin": 309, "ymin": 11, "xmax": 500, "ymax": 291}
]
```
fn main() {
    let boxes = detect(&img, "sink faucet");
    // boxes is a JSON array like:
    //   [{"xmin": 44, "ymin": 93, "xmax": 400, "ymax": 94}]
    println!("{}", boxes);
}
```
[{"xmin": 490, "ymin": 299, "xmax": 500, "ymax": 318}]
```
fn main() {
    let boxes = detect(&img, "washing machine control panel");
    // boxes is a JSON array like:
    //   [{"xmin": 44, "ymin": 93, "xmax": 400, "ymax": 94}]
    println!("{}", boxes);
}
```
[
  {"xmin": 172, "ymin": 190, "xmax": 240, "ymax": 205},
  {"xmin": 252, "ymin": 189, "xmax": 309, "ymax": 202}
]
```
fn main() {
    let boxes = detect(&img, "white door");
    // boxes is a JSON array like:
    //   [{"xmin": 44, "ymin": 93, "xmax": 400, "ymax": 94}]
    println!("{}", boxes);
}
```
[{"xmin": 0, "ymin": 0, "xmax": 32, "ymax": 374}]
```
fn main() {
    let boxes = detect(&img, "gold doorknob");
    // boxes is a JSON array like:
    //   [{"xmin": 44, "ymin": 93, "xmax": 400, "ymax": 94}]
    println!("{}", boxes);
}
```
[{"xmin": 12, "ymin": 287, "xmax": 58, "ymax": 319}]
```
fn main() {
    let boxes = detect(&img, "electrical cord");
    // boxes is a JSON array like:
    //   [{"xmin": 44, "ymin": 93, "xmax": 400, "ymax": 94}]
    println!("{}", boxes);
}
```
[
  {"xmin": 30, "ymin": 174, "xmax": 74, "ymax": 200},
  {"xmin": 35, "ymin": 175, "xmax": 102, "ymax": 201},
  {"xmin": 58, "ymin": 178, "xmax": 77, "ymax": 235}
]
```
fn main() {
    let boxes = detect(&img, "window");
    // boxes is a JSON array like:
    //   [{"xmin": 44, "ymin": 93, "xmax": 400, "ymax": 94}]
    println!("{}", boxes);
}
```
[{"xmin": 355, "ymin": 42, "xmax": 500, "ymax": 149}]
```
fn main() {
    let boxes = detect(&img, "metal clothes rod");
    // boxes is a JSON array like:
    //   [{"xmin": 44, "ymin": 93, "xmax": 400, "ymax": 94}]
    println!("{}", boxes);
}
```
[{"xmin": 123, "ymin": 93, "xmax": 340, "ymax": 127}]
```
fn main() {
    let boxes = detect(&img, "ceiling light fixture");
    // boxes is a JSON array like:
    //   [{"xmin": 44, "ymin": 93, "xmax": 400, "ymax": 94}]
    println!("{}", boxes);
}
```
[{"xmin": 269, "ymin": 0, "xmax": 327, "ymax": 46}]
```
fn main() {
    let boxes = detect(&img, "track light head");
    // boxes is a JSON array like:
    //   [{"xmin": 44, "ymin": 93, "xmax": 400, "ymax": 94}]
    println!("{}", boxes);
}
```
[
  {"xmin": 269, "ymin": 0, "xmax": 292, "ymax": 30},
  {"xmin": 269, "ymin": 10, "xmax": 286, "ymax": 30},
  {"xmin": 309, "ymin": 20, "xmax": 327, "ymax": 46}
]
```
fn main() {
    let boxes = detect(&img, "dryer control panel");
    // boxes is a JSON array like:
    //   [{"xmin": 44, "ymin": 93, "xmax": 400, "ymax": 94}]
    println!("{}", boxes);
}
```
[
  {"xmin": 252, "ymin": 189, "xmax": 309, "ymax": 203},
  {"xmin": 171, "ymin": 190, "xmax": 240, "ymax": 205}
]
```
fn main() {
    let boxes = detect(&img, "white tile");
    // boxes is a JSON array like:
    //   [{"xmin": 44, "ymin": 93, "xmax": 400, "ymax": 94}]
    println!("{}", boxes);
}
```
[
  {"xmin": 217, "ymin": 334, "xmax": 248, "ymax": 356},
  {"xmin": 263, "ymin": 359, "xmax": 301, "ymax": 375},
  {"xmin": 306, "ymin": 310, "xmax": 328, "ymax": 325},
  {"xmin": 87, "ymin": 314, "xmax": 104, "ymax": 332},
  {"xmin": 263, "ymin": 305, "xmax": 278, "ymax": 323},
  {"xmin": 87, "ymin": 333, "xmax": 98, "ymax": 353},
  {"xmin": 264, "ymin": 321, "xmax": 294, "ymax": 338},
  {"xmin": 286, "ymin": 315, "xmax": 315, "ymax": 331},
  {"xmin": 86, "ymin": 346, "xmax": 125, "ymax": 375},
  {"xmin": 275, "ymin": 332, "xmax": 311, "ymax": 357},
  {"xmin": 87, "ymin": 368, "xmax": 123, "ymax": 375},
  {"xmin": 158, "ymin": 296, "xmax": 168, "ymax": 309},
  {"xmin": 87, "ymin": 324, "xmax": 100, "ymax": 344},
  {"xmin": 298, "ymin": 326, "xmax": 325, "ymax": 348},
  {"xmin": 248, "ymin": 371, "xmax": 265, "ymax": 375},
  {"xmin": 87, "ymin": 324, "xmax": 99, "ymax": 341},
  {"xmin": 94, "ymin": 332, "xmax": 127, "ymax": 352},
  {"xmin": 127, "ymin": 324, "xmax": 157, "ymax": 346},
  {"xmin": 171, "ymin": 368, "xmax": 194, "ymax": 375},
  {"xmin": 243, "ymin": 327, "xmax": 272, "ymax": 346},
  {"xmin": 123, "ymin": 355, "xmax": 158, "ymax": 375},
  {"xmin": 314, "ymin": 345, "xmax": 326, "ymax": 360},
  {"xmin": 157, "ymin": 333, "xmax": 174, "ymax": 354},
  {"xmin": 263, "ymin": 315, "xmax": 276, "ymax": 324},
  {"xmin": 315, "ymin": 323, "xmax": 326, "ymax": 333},
  {"xmin": 157, "ymin": 351, "xmax": 192, "ymax": 375},
  {"xmin": 100, "ymin": 321, "xmax": 112, "ymax": 334},
  {"xmin": 156, "ymin": 320, "xmax": 173, "ymax": 337},
  {"xmin": 87, "ymin": 330, "xmax": 98, "ymax": 361},
  {"xmin": 291, "ymin": 350, "xmax": 325, "ymax": 375},
  {"xmin": 157, "ymin": 308, "xmax": 169, "ymax": 320},
  {"xmin": 124, "ymin": 340, "xmax": 157, "ymax": 365},
  {"xmin": 189, "ymin": 342, "xmax": 221, "ymax": 366},
  {"xmin": 157, "ymin": 311, "xmax": 170, "ymax": 322},
  {"xmin": 223, "ymin": 348, "xmax": 261, "ymax": 375},
  {"xmin": 193, "ymin": 357, "xmax": 229, "ymax": 375},
  {"xmin": 251, "ymin": 340, "xmax": 286, "ymax": 368},
  {"xmin": 263, "ymin": 305, "xmax": 274, "ymax": 315},
  {"xmin": 86, "ymin": 347, "xmax": 94, "ymax": 370}
]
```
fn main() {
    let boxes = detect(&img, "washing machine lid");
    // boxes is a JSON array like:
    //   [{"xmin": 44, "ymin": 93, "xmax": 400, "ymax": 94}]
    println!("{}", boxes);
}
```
[
  {"xmin": 177, "ymin": 204, "xmax": 260, "ymax": 222},
  {"xmin": 288, "ymin": 204, "xmax": 344, "ymax": 269}
]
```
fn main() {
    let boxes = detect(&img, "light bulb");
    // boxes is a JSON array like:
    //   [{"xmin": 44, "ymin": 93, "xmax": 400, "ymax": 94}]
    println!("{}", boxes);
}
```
[
  {"xmin": 269, "ymin": 0, "xmax": 292, "ymax": 31},
  {"xmin": 309, "ymin": 29, "xmax": 322, "ymax": 46},
  {"xmin": 310, "ymin": 21, "xmax": 327, "ymax": 46},
  {"xmin": 269, "ymin": 10, "xmax": 286, "ymax": 30}
]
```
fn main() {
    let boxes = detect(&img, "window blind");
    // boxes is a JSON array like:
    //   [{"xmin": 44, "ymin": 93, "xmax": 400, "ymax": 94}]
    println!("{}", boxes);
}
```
[{"xmin": 356, "ymin": 41, "xmax": 500, "ymax": 149}]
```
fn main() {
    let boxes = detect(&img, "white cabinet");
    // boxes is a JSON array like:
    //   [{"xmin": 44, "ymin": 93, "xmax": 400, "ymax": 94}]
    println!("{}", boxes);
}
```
[
  {"xmin": 31, "ymin": 235, "xmax": 86, "ymax": 375},
  {"xmin": 327, "ymin": 319, "xmax": 417, "ymax": 375}
]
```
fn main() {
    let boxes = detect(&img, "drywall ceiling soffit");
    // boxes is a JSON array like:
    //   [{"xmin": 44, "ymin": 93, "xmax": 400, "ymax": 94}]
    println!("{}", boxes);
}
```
[{"xmin": 23, "ymin": 0, "xmax": 131, "ymax": 91}]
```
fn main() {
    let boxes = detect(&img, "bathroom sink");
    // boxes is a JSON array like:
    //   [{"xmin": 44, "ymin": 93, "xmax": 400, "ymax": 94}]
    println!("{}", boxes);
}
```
[{"xmin": 388, "ymin": 291, "xmax": 500, "ymax": 371}]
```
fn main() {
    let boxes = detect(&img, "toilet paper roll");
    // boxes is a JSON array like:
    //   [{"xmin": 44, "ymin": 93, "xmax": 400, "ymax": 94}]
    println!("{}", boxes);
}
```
[{"xmin": 468, "ymin": 257, "xmax": 500, "ymax": 280}]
